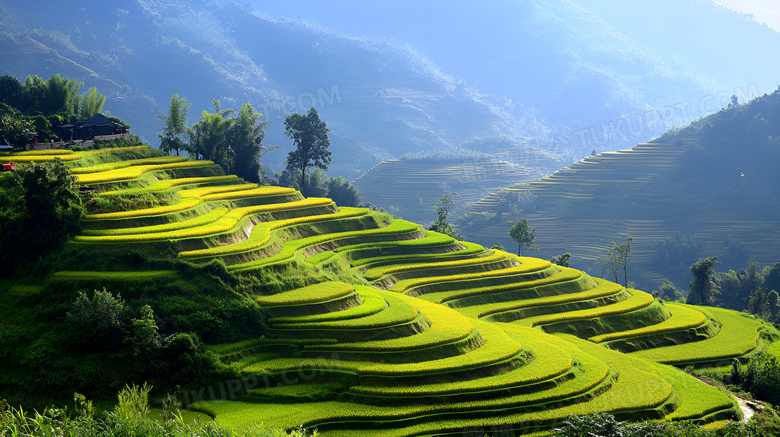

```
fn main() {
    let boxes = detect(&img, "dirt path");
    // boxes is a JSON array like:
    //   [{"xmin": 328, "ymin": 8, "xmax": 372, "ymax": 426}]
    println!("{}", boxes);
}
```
[{"xmin": 693, "ymin": 375, "xmax": 761, "ymax": 423}]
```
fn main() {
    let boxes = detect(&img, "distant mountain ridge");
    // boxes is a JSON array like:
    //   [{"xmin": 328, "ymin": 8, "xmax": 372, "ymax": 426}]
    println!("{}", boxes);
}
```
[
  {"xmin": 1, "ymin": 0, "xmax": 776, "ymax": 181},
  {"xmin": 0, "ymin": 0, "xmax": 551, "ymax": 178}
]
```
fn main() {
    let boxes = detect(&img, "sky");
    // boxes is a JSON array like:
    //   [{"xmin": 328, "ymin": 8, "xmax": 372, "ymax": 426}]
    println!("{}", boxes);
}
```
[{"xmin": 712, "ymin": 0, "xmax": 780, "ymax": 31}]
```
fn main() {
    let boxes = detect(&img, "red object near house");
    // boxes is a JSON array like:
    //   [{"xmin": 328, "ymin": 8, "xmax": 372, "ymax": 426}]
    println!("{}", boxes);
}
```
[{"xmin": 1, "ymin": 161, "xmax": 15, "ymax": 172}]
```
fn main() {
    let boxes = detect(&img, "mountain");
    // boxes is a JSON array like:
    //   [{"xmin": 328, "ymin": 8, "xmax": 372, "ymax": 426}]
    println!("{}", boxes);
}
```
[
  {"xmin": 4, "ymin": 0, "xmax": 774, "ymax": 185},
  {"xmin": 251, "ymin": 0, "xmax": 780, "ymax": 155},
  {"xmin": 0, "ymin": 0, "xmax": 550, "ymax": 180}
]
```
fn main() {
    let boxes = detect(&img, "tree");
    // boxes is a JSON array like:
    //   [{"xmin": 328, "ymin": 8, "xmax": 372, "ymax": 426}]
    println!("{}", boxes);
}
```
[
  {"xmin": 158, "ymin": 93, "xmax": 191, "ymax": 156},
  {"xmin": 614, "ymin": 236, "xmax": 633, "ymax": 287},
  {"xmin": 688, "ymin": 256, "xmax": 720, "ymax": 306},
  {"xmin": 324, "ymin": 176, "xmax": 361, "ymax": 207},
  {"xmin": 490, "ymin": 242, "xmax": 506, "ymax": 251},
  {"xmin": 749, "ymin": 288, "xmax": 768, "ymax": 319},
  {"xmin": 768, "ymin": 290, "xmax": 780, "ymax": 322},
  {"xmin": 224, "ymin": 103, "xmax": 275, "ymax": 183},
  {"xmin": 764, "ymin": 263, "xmax": 780, "ymax": 295},
  {"xmin": 128, "ymin": 305, "xmax": 161, "ymax": 358},
  {"xmin": 509, "ymin": 218, "xmax": 538, "ymax": 256},
  {"xmin": 598, "ymin": 250, "xmax": 621, "ymax": 284},
  {"xmin": 655, "ymin": 280, "xmax": 683, "ymax": 302},
  {"xmin": 428, "ymin": 191, "xmax": 462, "ymax": 240},
  {"xmin": 284, "ymin": 107, "xmax": 331, "ymax": 197},
  {"xmin": 0, "ymin": 159, "xmax": 85, "ymax": 272},
  {"xmin": 0, "ymin": 75, "xmax": 22, "ymax": 106},
  {"xmin": 78, "ymin": 86, "xmax": 106, "ymax": 119},
  {"xmin": 598, "ymin": 236, "xmax": 632, "ymax": 287},
  {"xmin": 550, "ymin": 253, "xmax": 571, "ymax": 267},
  {"xmin": 190, "ymin": 99, "xmax": 233, "ymax": 163}
]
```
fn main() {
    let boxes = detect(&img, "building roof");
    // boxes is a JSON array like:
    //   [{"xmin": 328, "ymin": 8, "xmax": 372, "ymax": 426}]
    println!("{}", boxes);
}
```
[{"xmin": 76, "ymin": 113, "xmax": 114, "ymax": 127}]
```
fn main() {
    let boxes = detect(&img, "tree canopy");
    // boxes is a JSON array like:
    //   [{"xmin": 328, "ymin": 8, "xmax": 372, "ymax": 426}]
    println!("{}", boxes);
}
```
[
  {"xmin": 0, "ymin": 159, "xmax": 85, "ymax": 274},
  {"xmin": 688, "ymin": 256, "xmax": 720, "ymax": 306},
  {"xmin": 158, "ymin": 93, "xmax": 190, "ymax": 157},
  {"xmin": 185, "ymin": 100, "xmax": 274, "ymax": 183},
  {"xmin": 0, "ymin": 74, "xmax": 110, "ymax": 145},
  {"xmin": 509, "ymin": 218, "xmax": 538, "ymax": 255}
]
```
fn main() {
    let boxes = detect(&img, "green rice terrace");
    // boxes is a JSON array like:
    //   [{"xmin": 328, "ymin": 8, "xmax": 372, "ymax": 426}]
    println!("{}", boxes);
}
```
[{"xmin": 2, "ymin": 144, "xmax": 779, "ymax": 436}]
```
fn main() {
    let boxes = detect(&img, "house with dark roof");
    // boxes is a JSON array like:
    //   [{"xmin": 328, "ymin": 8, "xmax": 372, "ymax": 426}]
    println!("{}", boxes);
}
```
[{"xmin": 54, "ymin": 114, "xmax": 124, "ymax": 141}]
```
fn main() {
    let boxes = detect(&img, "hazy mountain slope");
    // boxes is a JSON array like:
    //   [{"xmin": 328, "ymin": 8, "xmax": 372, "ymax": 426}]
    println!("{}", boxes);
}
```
[
  {"xmin": 460, "ymin": 89, "xmax": 780, "ymax": 291},
  {"xmin": 252, "ymin": 0, "xmax": 768, "ymax": 155},
  {"xmin": 0, "ymin": 0, "xmax": 548, "ymax": 179}
]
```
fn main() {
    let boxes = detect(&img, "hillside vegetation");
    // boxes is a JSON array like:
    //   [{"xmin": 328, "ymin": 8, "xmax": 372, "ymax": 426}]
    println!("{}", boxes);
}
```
[
  {"xmin": 2, "ymin": 140, "xmax": 778, "ymax": 435},
  {"xmin": 462, "ymin": 88, "xmax": 780, "ymax": 290}
]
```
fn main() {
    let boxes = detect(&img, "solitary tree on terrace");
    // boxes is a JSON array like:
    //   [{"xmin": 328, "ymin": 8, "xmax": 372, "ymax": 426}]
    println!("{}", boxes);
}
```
[
  {"xmin": 510, "ymin": 218, "xmax": 538, "ymax": 256},
  {"xmin": 284, "ymin": 107, "xmax": 331, "ymax": 198}
]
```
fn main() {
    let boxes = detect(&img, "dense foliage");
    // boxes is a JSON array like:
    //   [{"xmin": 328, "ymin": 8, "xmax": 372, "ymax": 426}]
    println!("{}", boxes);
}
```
[
  {"xmin": 0, "ymin": 159, "xmax": 85, "ymax": 274},
  {"xmin": 186, "ymin": 100, "xmax": 274, "ymax": 184},
  {"xmin": 549, "ymin": 413, "xmax": 771, "ymax": 437},
  {"xmin": 0, "ymin": 74, "xmax": 109, "ymax": 145},
  {"xmin": 274, "ymin": 168, "xmax": 361, "ymax": 207},
  {"xmin": 0, "ymin": 387, "xmax": 317, "ymax": 437},
  {"xmin": 727, "ymin": 353, "xmax": 780, "ymax": 406}
]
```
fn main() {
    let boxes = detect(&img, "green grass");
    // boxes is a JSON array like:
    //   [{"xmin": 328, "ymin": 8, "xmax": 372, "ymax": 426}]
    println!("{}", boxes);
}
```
[
  {"xmin": 418, "ymin": 265, "xmax": 579, "ymax": 306},
  {"xmin": 351, "ymin": 323, "xmax": 573, "ymax": 396},
  {"xmin": 269, "ymin": 286, "xmax": 387, "ymax": 324},
  {"xmin": 100, "ymin": 175, "xmax": 238, "ymax": 197},
  {"xmin": 346, "ymin": 240, "xmax": 484, "ymax": 268},
  {"xmin": 82, "ymin": 207, "xmax": 229, "ymax": 236},
  {"xmin": 271, "ymin": 289, "xmax": 417, "ymax": 330},
  {"xmin": 200, "ymin": 186, "xmax": 296, "ymax": 201},
  {"xmin": 179, "ymin": 208, "xmax": 369, "ymax": 259},
  {"xmin": 53, "ymin": 270, "xmax": 176, "ymax": 279},
  {"xmin": 256, "ymin": 282, "xmax": 355, "ymax": 307},
  {"xmin": 522, "ymin": 289, "xmax": 656, "ymax": 327},
  {"xmin": 77, "ymin": 198, "xmax": 335, "ymax": 242},
  {"xmin": 302, "ymin": 295, "xmax": 474, "ymax": 353},
  {"xmin": 628, "ymin": 306, "xmax": 764, "ymax": 365},
  {"xmin": 653, "ymin": 362, "xmax": 737, "ymax": 421},
  {"xmin": 84, "ymin": 197, "xmax": 202, "ymax": 220},
  {"xmin": 363, "ymin": 250, "xmax": 511, "ymax": 281},
  {"xmin": 176, "ymin": 183, "xmax": 259, "ymax": 199},
  {"xmin": 70, "ymin": 161, "xmax": 132, "ymax": 174},
  {"xmin": 388, "ymin": 257, "xmax": 552, "ymax": 294},
  {"xmin": 193, "ymin": 334, "xmax": 613, "ymax": 433},
  {"xmin": 230, "ymin": 219, "xmax": 423, "ymax": 272},
  {"xmin": 589, "ymin": 302, "xmax": 707, "ymax": 343},
  {"xmin": 74, "ymin": 160, "xmax": 215, "ymax": 184},
  {"xmin": 469, "ymin": 277, "xmax": 623, "ymax": 320}
]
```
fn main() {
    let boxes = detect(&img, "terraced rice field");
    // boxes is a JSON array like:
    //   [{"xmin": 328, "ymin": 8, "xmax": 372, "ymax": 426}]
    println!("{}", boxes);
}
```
[
  {"xmin": 55, "ymin": 145, "xmax": 773, "ymax": 435},
  {"xmin": 352, "ymin": 157, "xmax": 544, "ymax": 225},
  {"xmin": 463, "ymin": 139, "xmax": 780, "ymax": 288}
]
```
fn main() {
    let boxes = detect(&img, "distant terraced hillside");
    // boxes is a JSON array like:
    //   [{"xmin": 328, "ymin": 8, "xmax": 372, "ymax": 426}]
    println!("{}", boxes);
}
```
[
  {"xmin": 4, "ymin": 143, "xmax": 776, "ymax": 435},
  {"xmin": 462, "ymin": 89, "xmax": 780, "ymax": 290},
  {"xmin": 353, "ymin": 157, "xmax": 542, "ymax": 225}
]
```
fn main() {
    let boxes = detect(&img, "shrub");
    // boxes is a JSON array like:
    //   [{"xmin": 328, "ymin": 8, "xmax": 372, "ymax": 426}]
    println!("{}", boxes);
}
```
[
  {"xmin": 66, "ymin": 288, "xmax": 129, "ymax": 350},
  {"xmin": 113, "ymin": 382, "xmax": 152, "ymax": 424},
  {"xmin": 726, "ymin": 353, "xmax": 780, "ymax": 405}
]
